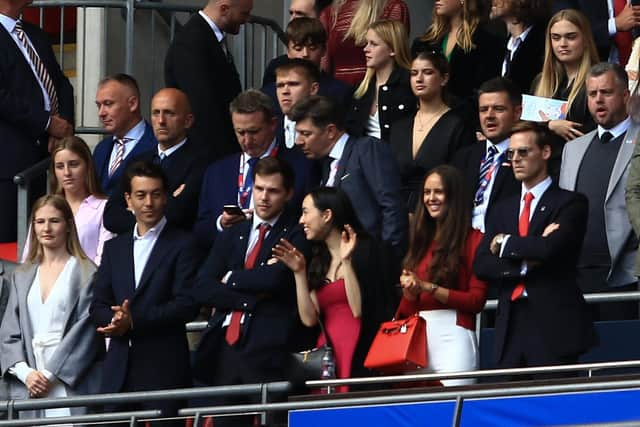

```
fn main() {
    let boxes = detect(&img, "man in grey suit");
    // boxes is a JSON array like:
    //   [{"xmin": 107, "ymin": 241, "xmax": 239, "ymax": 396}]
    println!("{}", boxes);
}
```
[{"xmin": 560, "ymin": 62, "xmax": 638, "ymax": 320}]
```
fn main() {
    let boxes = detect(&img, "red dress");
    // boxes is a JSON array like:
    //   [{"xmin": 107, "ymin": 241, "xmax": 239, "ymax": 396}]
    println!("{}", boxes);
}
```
[
  {"xmin": 320, "ymin": 0, "xmax": 410, "ymax": 86},
  {"xmin": 316, "ymin": 278, "xmax": 361, "ymax": 393}
]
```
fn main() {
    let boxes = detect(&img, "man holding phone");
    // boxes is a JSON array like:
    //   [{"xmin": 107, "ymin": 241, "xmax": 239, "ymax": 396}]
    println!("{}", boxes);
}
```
[{"xmin": 194, "ymin": 90, "xmax": 315, "ymax": 251}]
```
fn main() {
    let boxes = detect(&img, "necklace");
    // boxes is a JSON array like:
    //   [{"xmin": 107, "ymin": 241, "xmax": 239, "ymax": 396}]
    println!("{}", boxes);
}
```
[{"xmin": 415, "ymin": 106, "xmax": 448, "ymax": 132}]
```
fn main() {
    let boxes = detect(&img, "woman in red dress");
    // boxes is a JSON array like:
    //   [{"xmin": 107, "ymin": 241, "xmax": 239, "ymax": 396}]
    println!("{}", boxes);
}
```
[
  {"xmin": 274, "ymin": 187, "xmax": 395, "ymax": 392},
  {"xmin": 398, "ymin": 165, "xmax": 488, "ymax": 386},
  {"xmin": 320, "ymin": 0, "xmax": 410, "ymax": 86}
]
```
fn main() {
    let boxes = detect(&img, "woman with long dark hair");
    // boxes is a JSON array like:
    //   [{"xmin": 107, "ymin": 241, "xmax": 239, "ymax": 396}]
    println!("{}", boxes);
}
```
[
  {"xmin": 273, "ymin": 187, "xmax": 395, "ymax": 391},
  {"xmin": 389, "ymin": 50, "xmax": 472, "ymax": 212},
  {"xmin": 398, "ymin": 165, "xmax": 487, "ymax": 385}
]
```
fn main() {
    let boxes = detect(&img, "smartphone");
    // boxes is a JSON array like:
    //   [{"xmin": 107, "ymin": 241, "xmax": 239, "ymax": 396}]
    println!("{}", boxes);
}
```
[{"xmin": 223, "ymin": 205, "xmax": 244, "ymax": 216}]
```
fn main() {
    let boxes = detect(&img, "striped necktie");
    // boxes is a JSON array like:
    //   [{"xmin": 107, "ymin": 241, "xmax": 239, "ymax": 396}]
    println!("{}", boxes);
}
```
[
  {"xmin": 109, "ymin": 138, "xmax": 130, "ymax": 177},
  {"xmin": 14, "ymin": 21, "xmax": 58, "ymax": 114}
]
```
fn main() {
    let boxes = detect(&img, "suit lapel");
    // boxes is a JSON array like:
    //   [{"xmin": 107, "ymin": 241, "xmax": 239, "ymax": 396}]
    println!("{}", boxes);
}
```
[
  {"xmin": 136, "ymin": 227, "xmax": 171, "ymax": 295},
  {"xmin": 334, "ymin": 137, "xmax": 355, "ymax": 187},
  {"xmin": 566, "ymin": 131, "xmax": 596, "ymax": 190},
  {"xmin": 235, "ymin": 221, "xmax": 252, "ymax": 267},
  {"xmin": 606, "ymin": 126, "xmax": 638, "ymax": 201},
  {"xmin": 528, "ymin": 188, "xmax": 554, "ymax": 235}
]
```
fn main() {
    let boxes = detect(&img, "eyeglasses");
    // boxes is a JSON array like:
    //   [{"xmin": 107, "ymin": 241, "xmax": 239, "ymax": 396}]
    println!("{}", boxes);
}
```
[{"xmin": 506, "ymin": 147, "xmax": 534, "ymax": 160}]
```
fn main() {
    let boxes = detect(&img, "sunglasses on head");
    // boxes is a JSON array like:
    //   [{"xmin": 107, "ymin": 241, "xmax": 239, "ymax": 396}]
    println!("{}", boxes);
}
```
[{"xmin": 506, "ymin": 147, "xmax": 534, "ymax": 161}]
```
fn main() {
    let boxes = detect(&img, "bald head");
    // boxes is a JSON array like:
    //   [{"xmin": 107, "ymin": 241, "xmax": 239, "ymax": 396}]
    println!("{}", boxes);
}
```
[
  {"xmin": 151, "ymin": 88, "xmax": 194, "ymax": 150},
  {"xmin": 204, "ymin": 0, "xmax": 253, "ymax": 35}
]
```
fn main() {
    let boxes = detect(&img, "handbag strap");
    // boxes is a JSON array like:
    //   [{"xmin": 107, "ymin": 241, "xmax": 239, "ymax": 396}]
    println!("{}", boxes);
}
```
[{"xmin": 316, "ymin": 314, "xmax": 334, "ymax": 350}]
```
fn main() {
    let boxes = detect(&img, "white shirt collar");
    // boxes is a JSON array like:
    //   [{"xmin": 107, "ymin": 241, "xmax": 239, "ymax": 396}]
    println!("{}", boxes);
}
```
[
  {"xmin": 522, "ymin": 175, "xmax": 552, "ymax": 198},
  {"xmin": 486, "ymin": 138, "xmax": 510, "ymax": 157},
  {"xmin": 283, "ymin": 117, "xmax": 297, "ymax": 149},
  {"xmin": 507, "ymin": 25, "xmax": 533, "ymax": 51},
  {"xmin": 158, "ymin": 138, "xmax": 187, "ymax": 158},
  {"xmin": 116, "ymin": 119, "xmax": 146, "ymax": 142},
  {"xmin": 328, "ymin": 132, "xmax": 350, "ymax": 160},
  {"xmin": 133, "ymin": 216, "xmax": 167, "ymax": 240},
  {"xmin": 0, "ymin": 14, "xmax": 18, "ymax": 33},
  {"xmin": 198, "ymin": 10, "xmax": 225, "ymax": 43},
  {"xmin": 251, "ymin": 211, "xmax": 280, "ymax": 230},
  {"xmin": 242, "ymin": 139, "xmax": 278, "ymax": 164},
  {"xmin": 598, "ymin": 116, "xmax": 631, "ymax": 140}
]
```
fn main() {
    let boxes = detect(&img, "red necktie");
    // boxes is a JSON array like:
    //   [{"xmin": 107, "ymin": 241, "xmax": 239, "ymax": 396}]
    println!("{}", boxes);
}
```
[
  {"xmin": 614, "ymin": 0, "xmax": 633, "ymax": 66},
  {"xmin": 511, "ymin": 192, "xmax": 534, "ymax": 301},
  {"xmin": 225, "ymin": 223, "xmax": 271, "ymax": 345}
]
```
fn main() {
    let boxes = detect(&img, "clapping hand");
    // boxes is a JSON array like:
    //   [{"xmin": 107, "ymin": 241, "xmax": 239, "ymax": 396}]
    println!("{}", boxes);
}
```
[
  {"xmin": 273, "ymin": 238, "xmax": 306, "ymax": 273},
  {"xmin": 97, "ymin": 299, "xmax": 132, "ymax": 336},
  {"xmin": 340, "ymin": 224, "xmax": 357, "ymax": 261}
]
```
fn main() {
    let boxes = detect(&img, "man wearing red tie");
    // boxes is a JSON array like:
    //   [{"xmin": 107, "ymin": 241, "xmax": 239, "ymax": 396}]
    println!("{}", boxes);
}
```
[
  {"xmin": 192, "ymin": 156, "xmax": 310, "ymax": 426},
  {"xmin": 474, "ymin": 121, "xmax": 596, "ymax": 372}
]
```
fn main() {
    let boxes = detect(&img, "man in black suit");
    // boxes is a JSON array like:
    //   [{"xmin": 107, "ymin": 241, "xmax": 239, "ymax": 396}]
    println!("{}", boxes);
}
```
[
  {"xmin": 91, "ymin": 161, "xmax": 201, "ymax": 425},
  {"xmin": 193, "ymin": 156, "xmax": 309, "ymax": 426},
  {"xmin": 103, "ymin": 88, "xmax": 207, "ymax": 235},
  {"xmin": 0, "ymin": 0, "xmax": 74, "ymax": 241},
  {"xmin": 165, "ymin": 0, "xmax": 253, "ymax": 163},
  {"xmin": 474, "ymin": 121, "xmax": 596, "ymax": 371},
  {"xmin": 453, "ymin": 77, "xmax": 522, "ymax": 233},
  {"xmin": 290, "ymin": 95, "xmax": 408, "ymax": 257}
]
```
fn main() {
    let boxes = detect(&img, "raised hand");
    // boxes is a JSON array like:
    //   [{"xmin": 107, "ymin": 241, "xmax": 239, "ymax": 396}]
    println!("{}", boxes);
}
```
[
  {"xmin": 272, "ymin": 238, "xmax": 306, "ymax": 273},
  {"xmin": 340, "ymin": 224, "xmax": 357, "ymax": 261}
]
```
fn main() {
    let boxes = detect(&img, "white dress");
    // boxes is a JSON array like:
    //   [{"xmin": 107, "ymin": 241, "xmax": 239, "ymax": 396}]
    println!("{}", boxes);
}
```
[{"xmin": 26, "ymin": 256, "xmax": 76, "ymax": 420}]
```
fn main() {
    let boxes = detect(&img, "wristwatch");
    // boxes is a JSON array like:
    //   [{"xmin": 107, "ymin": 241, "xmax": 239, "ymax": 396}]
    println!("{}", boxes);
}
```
[{"xmin": 429, "ymin": 283, "xmax": 439, "ymax": 293}]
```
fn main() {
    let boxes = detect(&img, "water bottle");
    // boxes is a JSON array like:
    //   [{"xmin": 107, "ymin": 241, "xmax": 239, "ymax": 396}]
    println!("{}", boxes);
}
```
[{"xmin": 321, "ymin": 347, "xmax": 336, "ymax": 394}]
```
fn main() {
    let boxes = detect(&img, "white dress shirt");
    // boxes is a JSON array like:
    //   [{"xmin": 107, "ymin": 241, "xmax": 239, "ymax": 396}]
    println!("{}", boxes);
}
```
[
  {"xmin": 133, "ymin": 216, "xmax": 167, "ymax": 288},
  {"xmin": 325, "ymin": 132, "xmax": 350, "ymax": 187},
  {"xmin": 108, "ymin": 119, "xmax": 147, "ymax": 169},
  {"xmin": 502, "ymin": 25, "xmax": 533, "ymax": 76}
]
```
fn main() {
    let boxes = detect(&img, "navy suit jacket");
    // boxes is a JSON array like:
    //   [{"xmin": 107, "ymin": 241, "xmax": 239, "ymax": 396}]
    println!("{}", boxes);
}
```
[
  {"xmin": 103, "ymin": 139, "xmax": 207, "ymax": 234},
  {"xmin": 192, "ymin": 209, "xmax": 309, "ymax": 382},
  {"xmin": 92, "ymin": 121, "xmax": 157, "ymax": 196},
  {"xmin": 474, "ymin": 184, "xmax": 596, "ymax": 363},
  {"xmin": 165, "ymin": 13, "xmax": 242, "ymax": 163},
  {"xmin": 90, "ymin": 225, "xmax": 201, "ymax": 393},
  {"xmin": 0, "ymin": 20, "xmax": 74, "ymax": 179},
  {"xmin": 194, "ymin": 144, "xmax": 317, "ymax": 250},
  {"xmin": 332, "ymin": 135, "xmax": 408, "ymax": 256}
]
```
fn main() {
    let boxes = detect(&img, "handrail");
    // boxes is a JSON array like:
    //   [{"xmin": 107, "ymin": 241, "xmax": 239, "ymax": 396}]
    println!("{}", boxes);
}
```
[
  {"xmin": 13, "ymin": 158, "xmax": 50, "ymax": 186},
  {"xmin": 180, "ymin": 376, "xmax": 640, "ymax": 417},
  {"xmin": 0, "ymin": 409, "xmax": 160, "ymax": 426},
  {"xmin": 306, "ymin": 359, "xmax": 640, "ymax": 389}
]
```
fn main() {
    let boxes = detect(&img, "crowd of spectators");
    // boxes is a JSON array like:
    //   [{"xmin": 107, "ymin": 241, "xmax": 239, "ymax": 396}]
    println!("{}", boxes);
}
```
[{"xmin": 3, "ymin": 0, "xmax": 640, "ymax": 425}]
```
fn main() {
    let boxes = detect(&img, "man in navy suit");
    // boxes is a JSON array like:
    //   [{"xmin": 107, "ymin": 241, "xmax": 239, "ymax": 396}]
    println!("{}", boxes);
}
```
[
  {"xmin": 194, "ymin": 89, "xmax": 315, "ymax": 251},
  {"xmin": 0, "ymin": 0, "xmax": 74, "ymax": 241},
  {"xmin": 90, "ymin": 161, "xmax": 201, "ymax": 425},
  {"xmin": 474, "ymin": 121, "xmax": 596, "ymax": 372},
  {"xmin": 165, "ymin": 0, "xmax": 253, "ymax": 163},
  {"xmin": 103, "ymin": 88, "xmax": 207, "ymax": 235},
  {"xmin": 290, "ymin": 95, "xmax": 408, "ymax": 257},
  {"xmin": 193, "ymin": 156, "xmax": 309, "ymax": 426},
  {"xmin": 93, "ymin": 74, "xmax": 157, "ymax": 196}
]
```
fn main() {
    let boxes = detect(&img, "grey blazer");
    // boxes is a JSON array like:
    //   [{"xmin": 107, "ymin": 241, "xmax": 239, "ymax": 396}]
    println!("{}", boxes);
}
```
[
  {"xmin": 0, "ymin": 258, "xmax": 103, "ymax": 418},
  {"xmin": 559, "ymin": 126, "xmax": 639, "ymax": 286}
]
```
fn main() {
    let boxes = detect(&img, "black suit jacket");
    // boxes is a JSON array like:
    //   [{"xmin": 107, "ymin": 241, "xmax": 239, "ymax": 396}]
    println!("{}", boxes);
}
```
[
  {"xmin": 332, "ymin": 135, "xmax": 409, "ymax": 256},
  {"xmin": 90, "ymin": 225, "xmax": 201, "ymax": 393},
  {"xmin": 0, "ymin": 20, "xmax": 74, "ymax": 179},
  {"xmin": 453, "ymin": 141, "xmax": 521, "ymax": 227},
  {"xmin": 165, "ymin": 13, "xmax": 242, "ymax": 163},
  {"xmin": 192, "ymin": 209, "xmax": 310, "ymax": 383},
  {"xmin": 552, "ymin": 1, "xmax": 611, "ymax": 61},
  {"xmin": 474, "ymin": 184, "xmax": 596, "ymax": 363},
  {"xmin": 504, "ymin": 23, "xmax": 546, "ymax": 95},
  {"xmin": 103, "ymin": 139, "xmax": 207, "ymax": 234}
]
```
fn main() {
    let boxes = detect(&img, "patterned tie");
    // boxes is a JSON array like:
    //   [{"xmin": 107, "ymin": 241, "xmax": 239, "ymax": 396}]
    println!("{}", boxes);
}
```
[
  {"xmin": 14, "ymin": 21, "xmax": 58, "ymax": 114},
  {"xmin": 240, "ymin": 157, "xmax": 259, "ymax": 208},
  {"xmin": 109, "ymin": 138, "xmax": 129, "ymax": 177},
  {"xmin": 225, "ymin": 223, "xmax": 271, "ymax": 346},
  {"xmin": 511, "ymin": 192, "xmax": 534, "ymax": 301},
  {"xmin": 474, "ymin": 145, "xmax": 498, "ymax": 205}
]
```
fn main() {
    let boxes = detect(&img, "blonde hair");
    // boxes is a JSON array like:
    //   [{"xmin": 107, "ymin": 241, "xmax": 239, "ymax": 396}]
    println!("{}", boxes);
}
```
[
  {"xmin": 354, "ymin": 20, "xmax": 411, "ymax": 99},
  {"xmin": 50, "ymin": 136, "xmax": 105, "ymax": 198},
  {"xmin": 25, "ymin": 195, "xmax": 90, "ymax": 264},
  {"xmin": 419, "ymin": 0, "xmax": 480, "ymax": 53},
  {"xmin": 331, "ymin": 0, "xmax": 387, "ymax": 45},
  {"xmin": 534, "ymin": 9, "xmax": 599, "ymax": 113}
]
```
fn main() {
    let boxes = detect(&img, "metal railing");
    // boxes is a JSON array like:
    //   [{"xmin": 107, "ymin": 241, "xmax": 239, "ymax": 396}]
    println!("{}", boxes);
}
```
[{"xmin": 0, "ymin": 381, "xmax": 291, "ymax": 425}]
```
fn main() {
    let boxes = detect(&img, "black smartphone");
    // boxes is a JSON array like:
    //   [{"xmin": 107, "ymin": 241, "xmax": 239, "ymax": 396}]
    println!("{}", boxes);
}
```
[{"xmin": 223, "ymin": 205, "xmax": 244, "ymax": 216}]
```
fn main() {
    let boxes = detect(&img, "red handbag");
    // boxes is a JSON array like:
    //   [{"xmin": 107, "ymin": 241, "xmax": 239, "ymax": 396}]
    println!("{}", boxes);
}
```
[{"xmin": 364, "ymin": 312, "xmax": 427, "ymax": 374}]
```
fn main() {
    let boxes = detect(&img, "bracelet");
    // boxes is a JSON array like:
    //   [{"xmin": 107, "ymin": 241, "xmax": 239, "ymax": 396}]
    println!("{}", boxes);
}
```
[{"xmin": 429, "ymin": 282, "xmax": 438, "ymax": 293}]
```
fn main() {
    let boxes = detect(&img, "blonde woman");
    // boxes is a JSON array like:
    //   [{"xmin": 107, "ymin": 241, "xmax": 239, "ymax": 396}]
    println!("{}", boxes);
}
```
[
  {"xmin": 412, "ymin": 0, "xmax": 503, "ymax": 108},
  {"xmin": 345, "ymin": 20, "xmax": 415, "ymax": 142},
  {"xmin": 320, "ymin": 0, "xmax": 410, "ymax": 86},
  {"xmin": 532, "ymin": 9, "xmax": 599, "ymax": 142},
  {"xmin": 22, "ymin": 136, "xmax": 113, "ymax": 265},
  {"xmin": 1, "ymin": 195, "xmax": 102, "ymax": 419}
]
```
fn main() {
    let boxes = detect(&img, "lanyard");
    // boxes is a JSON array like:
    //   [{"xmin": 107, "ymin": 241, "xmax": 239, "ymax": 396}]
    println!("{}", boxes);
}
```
[{"xmin": 237, "ymin": 144, "xmax": 280, "ymax": 207}]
